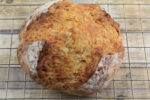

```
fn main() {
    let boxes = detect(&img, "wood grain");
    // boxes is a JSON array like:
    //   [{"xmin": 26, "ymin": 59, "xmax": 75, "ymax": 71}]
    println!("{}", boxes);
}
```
[
  {"xmin": 0, "ymin": 89, "xmax": 7, "ymax": 99},
  {"xmin": 0, "ymin": 0, "xmax": 148, "ymax": 5},
  {"xmin": 129, "ymin": 48, "xmax": 146, "ymax": 63},
  {"xmin": 115, "ymin": 89, "xmax": 133, "ymax": 98},
  {"xmin": 0, "ymin": 82, "xmax": 7, "ymax": 89},
  {"xmin": 26, "ymin": 82, "xmax": 42, "ymax": 89},
  {"xmin": 13, "ymin": 20, "xmax": 24, "ymax": 30},
  {"xmin": 8, "ymin": 68, "xmax": 25, "ymax": 81},
  {"xmin": 0, "ymin": 34, "xmax": 11, "ymax": 48},
  {"xmin": 133, "ymin": 89, "xmax": 150, "ymax": 98},
  {"xmin": 124, "ymin": 5, "xmax": 140, "ymax": 18},
  {"xmin": 146, "ymin": 48, "xmax": 150, "ymax": 63},
  {"xmin": 14, "ymin": 6, "xmax": 30, "ymax": 18},
  {"xmin": 114, "ymin": 81, "xmax": 131, "ymax": 89},
  {"xmin": 141, "ymin": 19, "xmax": 150, "ymax": 30},
  {"xmin": 10, "ymin": 49, "xmax": 18, "ymax": 64},
  {"xmin": 1, "ymin": 0, "xmax": 29, "ymax": 5},
  {"xmin": 140, "ymin": 5, "xmax": 150, "ymax": 18},
  {"xmin": 0, "ymin": 6, "xmax": 14, "ymax": 18},
  {"xmin": 97, "ymin": 89, "xmax": 114, "ymax": 98},
  {"xmin": 0, "ymin": 20, "xmax": 13, "ymax": 30},
  {"xmin": 12, "ymin": 34, "xmax": 19, "ymax": 48},
  {"xmin": 143, "ymin": 33, "xmax": 150, "ymax": 47},
  {"xmin": 0, "ymin": 68, "xmax": 8, "ymax": 81},
  {"xmin": 123, "ymin": 0, "xmax": 140, "ymax": 4},
  {"xmin": 7, "ymin": 89, "xmax": 24, "ymax": 98},
  {"xmin": 123, "ymin": 48, "xmax": 129, "ymax": 63},
  {"xmin": 25, "ymin": 89, "xmax": 43, "ymax": 98},
  {"xmin": 127, "ymin": 33, "xmax": 144, "ymax": 47},
  {"xmin": 42, "ymin": 90, "xmax": 61, "ymax": 98},
  {"xmin": 140, "ymin": 0, "xmax": 150, "ymax": 4},
  {"xmin": 8, "ymin": 82, "xmax": 25, "ymax": 89},
  {"xmin": 131, "ymin": 67, "xmax": 148, "ymax": 80},
  {"xmin": 114, "ymin": 67, "xmax": 131, "ymax": 80},
  {"xmin": 132, "ymin": 81, "xmax": 149, "ymax": 89},
  {"xmin": 0, "ymin": 49, "xmax": 10, "ymax": 64},
  {"xmin": 0, "ymin": 2, "xmax": 149, "ymax": 19},
  {"xmin": 126, "ymin": 19, "xmax": 141, "ymax": 31},
  {"xmin": 109, "ymin": 5, "xmax": 124, "ymax": 18}
]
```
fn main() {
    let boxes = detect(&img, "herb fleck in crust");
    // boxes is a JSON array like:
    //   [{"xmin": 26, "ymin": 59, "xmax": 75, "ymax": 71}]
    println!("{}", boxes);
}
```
[{"xmin": 17, "ymin": 0, "xmax": 124, "ymax": 96}]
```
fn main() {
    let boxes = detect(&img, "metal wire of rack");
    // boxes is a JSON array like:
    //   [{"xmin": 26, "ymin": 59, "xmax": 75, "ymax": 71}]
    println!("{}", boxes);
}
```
[{"xmin": 0, "ymin": 0, "xmax": 150, "ymax": 99}]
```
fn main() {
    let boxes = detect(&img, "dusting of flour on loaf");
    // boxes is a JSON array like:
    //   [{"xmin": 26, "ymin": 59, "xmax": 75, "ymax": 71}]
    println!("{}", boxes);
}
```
[
  {"xmin": 24, "ymin": 41, "xmax": 45, "ymax": 74},
  {"xmin": 21, "ymin": 0, "xmax": 61, "ymax": 38},
  {"xmin": 77, "ymin": 52, "xmax": 122, "ymax": 95}
]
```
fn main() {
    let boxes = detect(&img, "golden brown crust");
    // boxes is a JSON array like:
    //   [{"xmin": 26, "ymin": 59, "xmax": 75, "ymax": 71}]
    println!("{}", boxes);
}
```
[
  {"xmin": 18, "ymin": 0, "xmax": 124, "ymax": 96},
  {"xmin": 67, "ymin": 51, "xmax": 124, "ymax": 96}
]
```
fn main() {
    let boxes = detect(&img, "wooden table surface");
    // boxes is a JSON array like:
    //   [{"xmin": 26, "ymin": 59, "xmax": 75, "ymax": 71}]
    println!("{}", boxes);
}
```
[{"xmin": 0, "ymin": 0, "xmax": 150, "ymax": 99}]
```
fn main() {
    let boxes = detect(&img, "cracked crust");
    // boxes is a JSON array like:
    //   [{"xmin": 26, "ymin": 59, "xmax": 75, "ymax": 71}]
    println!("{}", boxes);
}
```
[
  {"xmin": 17, "ymin": 0, "xmax": 124, "ymax": 96},
  {"xmin": 69, "ymin": 51, "xmax": 124, "ymax": 96}
]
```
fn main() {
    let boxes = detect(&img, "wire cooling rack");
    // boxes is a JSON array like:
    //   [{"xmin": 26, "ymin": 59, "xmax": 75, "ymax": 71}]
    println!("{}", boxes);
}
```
[{"xmin": 0, "ymin": 0, "xmax": 150, "ymax": 99}]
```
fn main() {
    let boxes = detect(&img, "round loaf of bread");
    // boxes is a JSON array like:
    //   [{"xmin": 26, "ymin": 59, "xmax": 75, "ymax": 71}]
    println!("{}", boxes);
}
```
[{"xmin": 17, "ymin": 0, "xmax": 124, "ymax": 96}]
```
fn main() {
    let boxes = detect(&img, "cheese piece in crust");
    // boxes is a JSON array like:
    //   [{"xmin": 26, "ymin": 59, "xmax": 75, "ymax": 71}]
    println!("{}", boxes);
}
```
[{"xmin": 17, "ymin": 0, "xmax": 124, "ymax": 96}]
